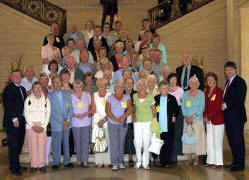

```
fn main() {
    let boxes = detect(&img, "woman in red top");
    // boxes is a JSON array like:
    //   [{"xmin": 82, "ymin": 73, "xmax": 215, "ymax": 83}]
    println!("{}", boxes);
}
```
[{"xmin": 204, "ymin": 72, "xmax": 224, "ymax": 168}]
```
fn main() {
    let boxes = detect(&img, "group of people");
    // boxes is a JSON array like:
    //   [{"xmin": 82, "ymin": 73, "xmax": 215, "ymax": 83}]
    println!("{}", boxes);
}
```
[{"xmin": 2, "ymin": 18, "xmax": 247, "ymax": 176}]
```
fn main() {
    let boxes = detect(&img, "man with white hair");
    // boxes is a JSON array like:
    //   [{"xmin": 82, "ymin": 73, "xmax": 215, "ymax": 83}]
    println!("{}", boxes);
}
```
[
  {"xmin": 151, "ymin": 49, "xmax": 165, "ymax": 81},
  {"xmin": 63, "ymin": 24, "xmax": 86, "ymax": 47},
  {"xmin": 21, "ymin": 66, "xmax": 38, "ymax": 95}
]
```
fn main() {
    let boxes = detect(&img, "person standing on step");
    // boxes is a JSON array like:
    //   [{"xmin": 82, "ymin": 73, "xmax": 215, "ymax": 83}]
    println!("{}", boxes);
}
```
[{"xmin": 101, "ymin": 0, "xmax": 118, "ymax": 29}]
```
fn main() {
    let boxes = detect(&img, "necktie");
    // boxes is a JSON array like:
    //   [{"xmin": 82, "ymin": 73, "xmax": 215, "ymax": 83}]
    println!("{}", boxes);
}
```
[
  {"xmin": 223, "ymin": 79, "xmax": 230, "ymax": 99},
  {"xmin": 19, "ymin": 86, "xmax": 24, "ymax": 101},
  {"xmin": 183, "ymin": 67, "xmax": 188, "ymax": 88}
]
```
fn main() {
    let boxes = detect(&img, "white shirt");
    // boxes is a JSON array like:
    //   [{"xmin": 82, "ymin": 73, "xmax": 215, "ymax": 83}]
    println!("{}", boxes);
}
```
[{"xmin": 21, "ymin": 77, "xmax": 38, "ymax": 92}]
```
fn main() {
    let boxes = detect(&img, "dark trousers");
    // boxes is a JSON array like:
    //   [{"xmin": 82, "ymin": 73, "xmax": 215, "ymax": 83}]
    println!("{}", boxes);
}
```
[
  {"xmin": 7, "ymin": 126, "xmax": 25, "ymax": 171},
  {"xmin": 101, "ymin": 13, "xmax": 114, "ymax": 29},
  {"xmin": 224, "ymin": 120, "xmax": 245, "ymax": 168},
  {"xmin": 159, "ymin": 127, "xmax": 175, "ymax": 165}
]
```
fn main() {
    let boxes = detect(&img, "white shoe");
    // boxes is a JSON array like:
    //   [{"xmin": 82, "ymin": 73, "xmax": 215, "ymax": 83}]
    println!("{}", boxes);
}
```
[
  {"xmin": 143, "ymin": 165, "xmax": 150, "ymax": 170},
  {"xmin": 135, "ymin": 164, "xmax": 141, "ymax": 169},
  {"xmin": 119, "ymin": 164, "xmax": 126, "ymax": 170},
  {"xmin": 112, "ymin": 165, "xmax": 119, "ymax": 171}
]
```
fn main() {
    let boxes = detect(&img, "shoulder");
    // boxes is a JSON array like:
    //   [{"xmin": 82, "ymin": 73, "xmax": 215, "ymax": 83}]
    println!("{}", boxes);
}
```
[
  {"xmin": 176, "ymin": 66, "xmax": 183, "ymax": 71},
  {"xmin": 154, "ymin": 94, "xmax": 160, "ymax": 101},
  {"xmin": 191, "ymin": 65, "xmax": 202, "ymax": 72}
]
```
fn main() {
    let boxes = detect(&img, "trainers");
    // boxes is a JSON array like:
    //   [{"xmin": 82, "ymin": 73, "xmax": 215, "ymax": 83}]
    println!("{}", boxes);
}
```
[
  {"xmin": 119, "ymin": 164, "xmax": 126, "ymax": 170},
  {"xmin": 135, "ymin": 164, "xmax": 141, "ymax": 169},
  {"xmin": 112, "ymin": 165, "xmax": 119, "ymax": 171},
  {"xmin": 143, "ymin": 166, "xmax": 151, "ymax": 170}
]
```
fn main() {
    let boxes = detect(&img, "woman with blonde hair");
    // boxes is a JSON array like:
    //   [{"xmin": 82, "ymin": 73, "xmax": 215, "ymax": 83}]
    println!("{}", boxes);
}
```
[
  {"xmin": 110, "ymin": 41, "xmax": 124, "ymax": 71},
  {"xmin": 181, "ymin": 75, "xmax": 206, "ymax": 166},
  {"xmin": 147, "ymin": 74, "xmax": 160, "ymax": 96},
  {"xmin": 82, "ymin": 20, "xmax": 95, "ymax": 48}
]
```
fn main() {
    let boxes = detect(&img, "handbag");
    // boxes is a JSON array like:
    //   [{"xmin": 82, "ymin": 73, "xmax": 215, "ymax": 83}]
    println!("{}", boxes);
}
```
[
  {"xmin": 181, "ymin": 124, "xmax": 196, "ymax": 145},
  {"xmin": 94, "ymin": 128, "xmax": 108, "ymax": 153}
]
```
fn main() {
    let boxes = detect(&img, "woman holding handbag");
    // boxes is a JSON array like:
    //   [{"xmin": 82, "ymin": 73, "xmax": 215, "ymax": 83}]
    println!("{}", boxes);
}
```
[
  {"xmin": 91, "ymin": 78, "xmax": 112, "ymax": 168},
  {"xmin": 181, "ymin": 75, "xmax": 206, "ymax": 166}
]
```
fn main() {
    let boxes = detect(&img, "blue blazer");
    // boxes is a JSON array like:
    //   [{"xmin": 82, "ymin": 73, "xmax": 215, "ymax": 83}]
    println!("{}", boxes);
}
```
[{"xmin": 47, "ymin": 90, "xmax": 73, "ymax": 132}]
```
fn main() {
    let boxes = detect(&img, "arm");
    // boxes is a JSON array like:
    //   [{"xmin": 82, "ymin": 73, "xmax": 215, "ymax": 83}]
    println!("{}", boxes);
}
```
[
  {"xmin": 160, "ymin": 44, "xmax": 167, "ymax": 64},
  {"xmin": 120, "ymin": 99, "xmax": 133, "ymax": 120},
  {"xmin": 208, "ymin": 89, "xmax": 222, "ymax": 120},
  {"xmin": 193, "ymin": 91, "xmax": 205, "ymax": 118},
  {"xmin": 41, "ymin": 98, "xmax": 51, "ymax": 129},
  {"xmin": 105, "ymin": 101, "xmax": 119, "ymax": 123},
  {"xmin": 181, "ymin": 92, "xmax": 187, "ymax": 116},
  {"xmin": 24, "ymin": 97, "xmax": 33, "ymax": 127}
]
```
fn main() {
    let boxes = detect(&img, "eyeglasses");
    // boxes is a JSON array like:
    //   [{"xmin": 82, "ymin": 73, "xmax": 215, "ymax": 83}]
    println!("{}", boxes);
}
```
[
  {"xmin": 141, "ymin": 47, "xmax": 148, "ymax": 50},
  {"xmin": 104, "ymin": 26, "xmax": 110, "ymax": 29}
]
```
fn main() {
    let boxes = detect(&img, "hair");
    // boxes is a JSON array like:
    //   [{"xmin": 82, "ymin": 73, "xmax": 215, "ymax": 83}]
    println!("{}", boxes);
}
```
[
  {"xmin": 131, "ymin": 49, "xmax": 139, "ymax": 57},
  {"xmin": 48, "ymin": 60, "xmax": 58, "ymax": 71},
  {"xmin": 206, "ymin": 72, "xmax": 218, "ymax": 82},
  {"xmin": 103, "ymin": 22, "xmax": 111, "ymax": 27},
  {"xmin": 94, "ymin": 25, "xmax": 102, "ymax": 30},
  {"xmin": 96, "ymin": 78, "xmax": 107, "ymax": 87},
  {"xmin": 189, "ymin": 75, "xmax": 200, "ymax": 88},
  {"xmin": 137, "ymin": 78, "xmax": 147, "ymax": 89},
  {"xmin": 32, "ymin": 81, "xmax": 42, "ymax": 90},
  {"xmin": 24, "ymin": 65, "xmax": 34, "ymax": 73},
  {"xmin": 143, "ymin": 57, "xmax": 152, "ymax": 65},
  {"xmin": 147, "ymin": 74, "xmax": 157, "ymax": 83},
  {"xmin": 125, "ymin": 77, "xmax": 134, "ymax": 84},
  {"xmin": 98, "ymin": 46, "xmax": 107, "ymax": 53},
  {"xmin": 114, "ymin": 79, "xmax": 124, "ymax": 90},
  {"xmin": 67, "ymin": 38, "xmax": 75, "ymax": 45},
  {"xmin": 115, "ymin": 21, "xmax": 122, "ymax": 25},
  {"xmin": 73, "ymin": 79, "xmax": 83, "ymax": 89},
  {"xmin": 152, "ymin": 33, "xmax": 160, "ymax": 39},
  {"xmin": 162, "ymin": 65, "xmax": 171, "ymax": 73},
  {"xmin": 52, "ymin": 75, "xmax": 61, "ymax": 84},
  {"xmin": 84, "ymin": 71, "xmax": 93, "ymax": 79},
  {"xmin": 122, "ymin": 69, "xmax": 132, "ymax": 77},
  {"xmin": 85, "ymin": 20, "xmax": 95, "ymax": 29},
  {"xmin": 142, "ymin": 18, "xmax": 149, "ymax": 23},
  {"xmin": 158, "ymin": 80, "xmax": 169, "ymax": 88},
  {"xmin": 167, "ymin": 73, "xmax": 178, "ymax": 83},
  {"xmin": 224, "ymin": 61, "xmax": 237, "ymax": 69},
  {"xmin": 115, "ymin": 41, "xmax": 124, "ymax": 50},
  {"xmin": 60, "ymin": 68, "xmax": 71, "ymax": 77},
  {"xmin": 46, "ymin": 33, "xmax": 54, "ymax": 39},
  {"xmin": 154, "ymin": 48, "xmax": 162, "ymax": 54},
  {"xmin": 103, "ymin": 69, "xmax": 112, "ymax": 76}
]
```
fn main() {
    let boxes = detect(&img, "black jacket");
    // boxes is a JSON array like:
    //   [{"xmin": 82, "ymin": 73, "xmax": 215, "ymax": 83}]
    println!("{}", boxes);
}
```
[{"xmin": 87, "ymin": 37, "xmax": 110, "ymax": 58}]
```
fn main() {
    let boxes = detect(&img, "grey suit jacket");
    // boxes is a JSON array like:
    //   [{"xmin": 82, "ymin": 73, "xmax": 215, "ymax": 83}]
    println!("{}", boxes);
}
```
[{"xmin": 63, "ymin": 31, "xmax": 86, "ymax": 47}]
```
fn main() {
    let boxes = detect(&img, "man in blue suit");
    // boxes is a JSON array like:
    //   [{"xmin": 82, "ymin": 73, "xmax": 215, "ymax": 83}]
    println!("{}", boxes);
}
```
[{"xmin": 47, "ymin": 76, "xmax": 74, "ymax": 170}]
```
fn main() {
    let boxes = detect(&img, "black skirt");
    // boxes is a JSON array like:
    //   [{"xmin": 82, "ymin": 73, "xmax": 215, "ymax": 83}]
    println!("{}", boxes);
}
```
[{"xmin": 124, "ymin": 123, "xmax": 135, "ymax": 154}]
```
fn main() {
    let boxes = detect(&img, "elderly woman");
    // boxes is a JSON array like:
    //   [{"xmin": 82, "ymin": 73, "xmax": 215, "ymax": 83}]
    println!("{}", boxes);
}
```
[
  {"xmin": 138, "ymin": 18, "xmax": 156, "ymax": 41},
  {"xmin": 139, "ymin": 69, "xmax": 148, "ymax": 80},
  {"xmin": 71, "ymin": 79, "xmax": 92, "ymax": 167},
  {"xmin": 46, "ymin": 60, "xmax": 60, "ymax": 89},
  {"xmin": 83, "ymin": 72, "xmax": 98, "ymax": 94},
  {"xmin": 110, "ymin": 42, "xmax": 124, "ymax": 71},
  {"xmin": 203, "ymin": 72, "xmax": 224, "ymax": 168},
  {"xmin": 168, "ymin": 73, "xmax": 184, "ymax": 163},
  {"xmin": 24, "ymin": 82, "xmax": 51, "ymax": 172},
  {"xmin": 181, "ymin": 76, "xmax": 206, "ymax": 166},
  {"xmin": 95, "ymin": 57, "xmax": 114, "ymax": 79},
  {"xmin": 154, "ymin": 80, "xmax": 179, "ymax": 168},
  {"xmin": 149, "ymin": 33, "xmax": 167, "ymax": 64},
  {"xmin": 102, "ymin": 23, "xmax": 114, "ymax": 49},
  {"xmin": 133, "ymin": 79, "xmax": 157, "ymax": 170},
  {"xmin": 106, "ymin": 79, "xmax": 133, "ymax": 171},
  {"xmin": 103, "ymin": 70, "xmax": 114, "ymax": 93},
  {"xmin": 138, "ymin": 42, "xmax": 150, "ymax": 68},
  {"xmin": 82, "ymin": 20, "xmax": 95, "ymax": 48},
  {"xmin": 147, "ymin": 74, "xmax": 160, "ymax": 96},
  {"xmin": 123, "ymin": 40, "xmax": 134, "ymax": 57},
  {"xmin": 90, "ymin": 38, "xmax": 102, "ymax": 62},
  {"xmin": 143, "ymin": 58, "xmax": 154, "ymax": 75},
  {"xmin": 162, "ymin": 66, "xmax": 171, "ymax": 81},
  {"xmin": 91, "ymin": 78, "xmax": 112, "ymax": 168}
]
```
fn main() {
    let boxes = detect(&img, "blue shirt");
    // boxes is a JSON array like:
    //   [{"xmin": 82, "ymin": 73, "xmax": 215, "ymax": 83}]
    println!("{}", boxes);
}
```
[
  {"xmin": 79, "ymin": 63, "xmax": 92, "ymax": 74},
  {"xmin": 159, "ymin": 96, "xmax": 168, "ymax": 132},
  {"xmin": 113, "ymin": 69, "xmax": 137, "ymax": 83},
  {"xmin": 55, "ymin": 90, "xmax": 63, "ymax": 111}
]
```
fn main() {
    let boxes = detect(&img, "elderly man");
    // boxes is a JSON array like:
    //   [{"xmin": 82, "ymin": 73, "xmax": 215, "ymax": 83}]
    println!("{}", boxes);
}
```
[
  {"xmin": 162, "ymin": 66, "xmax": 171, "ymax": 81},
  {"xmin": 71, "ymin": 40, "xmax": 94, "ymax": 64},
  {"xmin": 63, "ymin": 24, "xmax": 86, "ymax": 47},
  {"xmin": 43, "ymin": 24, "xmax": 65, "ymax": 51},
  {"xmin": 79, "ymin": 50, "xmax": 97, "ymax": 74},
  {"xmin": 113, "ymin": 56, "xmax": 137, "ymax": 82},
  {"xmin": 151, "ymin": 49, "xmax": 165, "ymax": 81},
  {"xmin": 2, "ymin": 69, "xmax": 27, "ymax": 176},
  {"xmin": 47, "ymin": 77, "xmax": 74, "ymax": 170},
  {"xmin": 21, "ymin": 66, "xmax": 38, "ymax": 95},
  {"xmin": 176, "ymin": 52, "xmax": 204, "ymax": 91}
]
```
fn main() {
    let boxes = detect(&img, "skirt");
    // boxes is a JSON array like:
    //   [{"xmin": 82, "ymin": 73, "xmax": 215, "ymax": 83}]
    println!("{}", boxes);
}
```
[{"xmin": 124, "ymin": 123, "xmax": 136, "ymax": 154}]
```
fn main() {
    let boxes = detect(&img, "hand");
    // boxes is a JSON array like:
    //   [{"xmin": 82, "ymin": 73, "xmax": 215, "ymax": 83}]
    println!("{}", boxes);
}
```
[
  {"xmin": 204, "ymin": 117, "xmax": 209, "ymax": 123},
  {"xmin": 119, "ymin": 116, "xmax": 125, "ymax": 123},
  {"xmin": 172, "ymin": 116, "xmax": 176, "ymax": 123},
  {"xmin": 13, "ymin": 120, "xmax": 19, "ymax": 128},
  {"xmin": 132, "ymin": 115, "xmax": 136, "ymax": 122},
  {"xmin": 98, "ymin": 119, "xmax": 105, "ymax": 128},
  {"xmin": 222, "ymin": 103, "xmax": 227, "ymax": 111},
  {"xmin": 77, "ymin": 112, "xmax": 87, "ymax": 119},
  {"xmin": 48, "ymin": 85, "xmax": 53, "ymax": 91},
  {"xmin": 88, "ymin": 112, "xmax": 92, "ymax": 117},
  {"xmin": 32, "ymin": 125, "xmax": 41, "ymax": 133},
  {"xmin": 185, "ymin": 116, "xmax": 192, "ymax": 125},
  {"xmin": 63, "ymin": 120, "xmax": 69, "ymax": 130}
]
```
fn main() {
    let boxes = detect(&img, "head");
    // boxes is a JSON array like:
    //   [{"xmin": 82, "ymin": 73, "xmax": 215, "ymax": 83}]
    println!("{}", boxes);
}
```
[
  {"xmin": 24, "ymin": 66, "xmax": 34, "ymax": 80},
  {"xmin": 143, "ymin": 58, "xmax": 152, "ymax": 71},
  {"xmin": 142, "ymin": 19, "xmax": 150, "ymax": 30},
  {"xmin": 93, "ymin": 39, "xmax": 102, "ymax": 50},
  {"xmin": 120, "ymin": 27, "xmax": 128, "ymax": 39},
  {"xmin": 130, "ymin": 51, "xmax": 138, "ymax": 67},
  {"xmin": 11, "ymin": 69, "xmax": 22, "ymax": 85},
  {"xmin": 66, "ymin": 56, "xmax": 76, "ymax": 70},
  {"xmin": 167, "ymin": 73, "xmax": 178, "ymax": 87},
  {"xmin": 147, "ymin": 74, "xmax": 157, "ymax": 89},
  {"xmin": 47, "ymin": 33, "xmax": 55, "ymax": 45},
  {"xmin": 103, "ymin": 70, "xmax": 112, "ymax": 83},
  {"xmin": 122, "ymin": 69, "xmax": 132, "ymax": 81},
  {"xmin": 69, "ymin": 24, "xmax": 77, "ymax": 33},
  {"xmin": 115, "ymin": 42, "xmax": 124, "ymax": 53},
  {"xmin": 159, "ymin": 80, "xmax": 169, "ymax": 97},
  {"xmin": 67, "ymin": 38, "xmax": 75, "ymax": 49},
  {"xmin": 125, "ymin": 39, "xmax": 133, "ymax": 51},
  {"xmin": 154, "ymin": 49, "xmax": 162, "ymax": 64},
  {"xmin": 224, "ymin": 61, "xmax": 237, "ymax": 79},
  {"xmin": 80, "ymin": 50, "xmax": 89, "ymax": 64},
  {"xmin": 32, "ymin": 82, "xmax": 43, "ymax": 97},
  {"xmin": 140, "ymin": 42, "xmax": 149, "ymax": 55},
  {"xmin": 189, "ymin": 75, "xmax": 200, "ymax": 90},
  {"xmin": 182, "ymin": 52, "xmax": 191, "ymax": 66},
  {"xmin": 114, "ymin": 21, "xmax": 122, "ymax": 32},
  {"xmin": 152, "ymin": 33, "xmax": 160, "ymax": 45},
  {"xmin": 96, "ymin": 78, "xmax": 107, "ymax": 92},
  {"xmin": 103, "ymin": 23, "xmax": 111, "ymax": 33},
  {"xmin": 48, "ymin": 60, "xmax": 59, "ymax": 73},
  {"xmin": 85, "ymin": 20, "xmax": 94, "ymax": 31},
  {"xmin": 121, "ymin": 56, "xmax": 130, "ymax": 70},
  {"xmin": 84, "ymin": 72, "xmax": 93, "ymax": 86},
  {"xmin": 99, "ymin": 57, "xmax": 110, "ymax": 71},
  {"xmin": 62, "ymin": 46, "xmax": 73, "ymax": 57},
  {"xmin": 39, "ymin": 74, "xmax": 49, "ymax": 88},
  {"xmin": 144, "ymin": 31, "xmax": 152, "ymax": 42},
  {"xmin": 76, "ymin": 40, "xmax": 85, "ymax": 51},
  {"xmin": 137, "ymin": 78, "xmax": 147, "ymax": 93},
  {"xmin": 206, "ymin": 72, "xmax": 217, "ymax": 89},
  {"xmin": 51, "ymin": 24, "xmax": 59, "ymax": 35},
  {"xmin": 98, "ymin": 47, "xmax": 107, "ymax": 58},
  {"xmin": 94, "ymin": 25, "xmax": 102, "ymax": 38},
  {"xmin": 149, "ymin": 48, "xmax": 156, "ymax": 59},
  {"xmin": 139, "ymin": 69, "xmax": 148, "ymax": 79},
  {"xmin": 114, "ymin": 79, "xmax": 124, "ymax": 96},
  {"xmin": 162, "ymin": 66, "xmax": 171, "ymax": 79},
  {"xmin": 60, "ymin": 69, "xmax": 71, "ymax": 83},
  {"xmin": 73, "ymin": 79, "xmax": 83, "ymax": 93},
  {"xmin": 52, "ymin": 76, "xmax": 62, "ymax": 91},
  {"xmin": 125, "ymin": 77, "xmax": 134, "ymax": 91}
]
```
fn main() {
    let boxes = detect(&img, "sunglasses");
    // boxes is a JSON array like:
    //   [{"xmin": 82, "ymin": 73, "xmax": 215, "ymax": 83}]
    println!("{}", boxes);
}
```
[{"xmin": 141, "ymin": 47, "xmax": 148, "ymax": 50}]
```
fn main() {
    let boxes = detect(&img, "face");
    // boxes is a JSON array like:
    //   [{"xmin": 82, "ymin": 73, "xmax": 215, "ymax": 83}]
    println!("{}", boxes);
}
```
[
  {"xmin": 68, "ymin": 40, "xmax": 75, "ymax": 49},
  {"xmin": 207, "ymin": 76, "xmax": 216, "ymax": 88},
  {"xmin": 86, "ymin": 22, "xmax": 93, "ymax": 30},
  {"xmin": 120, "ymin": 29, "xmax": 127, "ymax": 38},
  {"xmin": 154, "ymin": 51, "xmax": 162, "ymax": 64},
  {"xmin": 121, "ymin": 57, "xmax": 129, "ymax": 69},
  {"xmin": 160, "ymin": 84, "xmax": 168, "ymax": 96},
  {"xmin": 147, "ymin": 78, "xmax": 156, "ymax": 89},
  {"xmin": 70, "ymin": 24, "xmax": 77, "ymax": 33},
  {"xmin": 115, "ymin": 82, "xmax": 124, "ymax": 96},
  {"xmin": 53, "ymin": 77, "xmax": 62, "ymax": 91},
  {"xmin": 66, "ymin": 56, "xmax": 75, "ymax": 69},
  {"xmin": 94, "ymin": 28, "xmax": 102, "ymax": 37},
  {"xmin": 123, "ymin": 71, "xmax": 131, "ymax": 81},
  {"xmin": 51, "ymin": 24, "xmax": 59, "ymax": 35},
  {"xmin": 115, "ymin": 45, "xmax": 123, "ymax": 53},
  {"xmin": 225, "ymin": 67, "xmax": 236, "ymax": 79},
  {"xmin": 74, "ymin": 84, "xmax": 83, "ymax": 93},
  {"xmin": 85, "ymin": 76, "xmax": 92, "ymax": 86},
  {"xmin": 80, "ymin": 51, "xmax": 89, "ymax": 64},
  {"xmin": 189, "ymin": 80, "xmax": 199, "ymax": 90},
  {"xmin": 141, "ymin": 45, "xmax": 149, "ymax": 54},
  {"xmin": 143, "ymin": 21, "xmax": 150, "ymax": 29},
  {"xmin": 61, "ymin": 73, "xmax": 70, "ymax": 83},
  {"xmin": 144, "ymin": 32, "xmax": 152, "ymax": 42},
  {"xmin": 125, "ymin": 78, "xmax": 134, "ymax": 90},
  {"xmin": 76, "ymin": 40, "xmax": 85, "ymax": 51},
  {"xmin": 33, "ymin": 84, "xmax": 42, "ymax": 97},
  {"xmin": 103, "ymin": 24, "xmax": 111, "ymax": 33},
  {"xmin": 131, "ymin": 55, "xmax": 137, "ymax": 67},
  {"xmin": 138, "ymin": 81, "xmax": 146, "ymax": 93},
  {"xmin": 140, "ymin": 70, "xmax": 147, "ymax": 79},
  {"xmin": 115, "ymin": 22, "xmax": 121, "ymax": 31},
  {"xmin": 48, "ymin": 36, "xmax": 55, "ymax": 45},
  {"xmin": 169, "ymin": 76, "xmax": 177, "ymax": 86},
  {"xmin": 163, "ymin": 68, "xmax": 170, "ymax": 79},
  {"xmin": 99, "ymin": 49, "xmax": 106, "ymax": 57},
  {"xmin": 182, "ymin": 53, "xmax": 191, "ymax": 66},
  {"xmin": 39, "ymin": 78, "xmax": 48, "ymax": 88},
  {"xmin": 25, "ymin": 69, "xmax": 34, "ymax": 80},
  {"xmin": 153, "ymin": 37, "xmax": 160, "ymax": 44},
  {"xmin": 104, "ymin": 72, "xmax": 112, "ymax": 82},
  {"xmin": 50, "ymin": 63, "xmax": 58, "ymax": 73},
  {"xmin": 125, "ymin": 41, "xmax": 133, "ymax": 50},
  {"xmin": 97, "ymin": 82, "xmax": 106, "ymax": 92},
  {"xmin": 144, "ymin": 61, "xmax": 152, "ymax": 71},
  {"xmin": 11, "ymin": 71, "xmax": 22, "ymax": 85}
]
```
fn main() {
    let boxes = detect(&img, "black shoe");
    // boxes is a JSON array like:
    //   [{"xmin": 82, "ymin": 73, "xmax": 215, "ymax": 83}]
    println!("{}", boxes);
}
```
[
  {"xmin": 129, "ymin": 160, "xmax": 134, "ymax": 167},
  {"xmin": 224, "ymin": 164, "xmax": 235, "ymax": 168},
  {"xmin": 52, "ymin": 165, "xmax": 59, "ymax": 170},
  {"xmin": 40, "ymin": 167, "xmax": 47, "ymax": 172},
  {"xmin": 230, "ymin": 166, "xmax": 245, "ymax": 172},
  {"xmin": 10, "ymin": 169, "xmax": 22, "ymax": 176},
  {"xmin": 19, "ymin": 166, "xmax": 28, "ymax": 171},
  {"xmin": 29, "ymin": 167, "xmax": 38, "ymax": 173},
  {"xmin": 64, "ymin": 163, "xmax": 74, "ymax": 168}
]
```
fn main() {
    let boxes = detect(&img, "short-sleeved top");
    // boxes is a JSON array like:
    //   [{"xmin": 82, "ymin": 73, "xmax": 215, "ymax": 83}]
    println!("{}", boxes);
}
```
[
  {"xmin": 169, "ymin": 86, "xmax": 184, "ymax": 106},
  {"xmin": 133, "ymin": 93, "xmax": 155, "ymax": 122},
  {"xmin": 71, "ymin": 92, "xmax": 91, "ymax": 127},
  {"xmin": 106, "ymin": 94, "xmax": 131, "ymax": 125}
]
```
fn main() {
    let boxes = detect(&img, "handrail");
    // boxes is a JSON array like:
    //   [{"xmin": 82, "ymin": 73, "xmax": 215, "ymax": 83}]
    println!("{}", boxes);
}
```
[
  {"xmin": 148, "ymin": 0, "xmax": 215, "ymax": 30},
  {"xmin": 0, "ymin": 0, "xmax": 67, "ymax": 34}
]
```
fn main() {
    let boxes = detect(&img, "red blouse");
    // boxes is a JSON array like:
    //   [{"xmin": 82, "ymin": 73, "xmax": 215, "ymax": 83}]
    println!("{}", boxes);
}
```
[{"xmin": 204, "ymin": 86, "xmax": 224, "ymax": 125}]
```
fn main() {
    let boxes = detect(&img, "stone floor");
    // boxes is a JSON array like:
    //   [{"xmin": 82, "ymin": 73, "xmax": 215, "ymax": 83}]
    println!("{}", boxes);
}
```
[{"xmin": 0, "ymin": 132, "xmax": 248, "ymax": 180}]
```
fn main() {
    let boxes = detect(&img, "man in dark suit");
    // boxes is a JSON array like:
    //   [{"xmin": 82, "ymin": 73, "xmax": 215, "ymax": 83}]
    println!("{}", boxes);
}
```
[
  {"xmin": 176, "ymin": 52, "xmax": 204, "ymax": 91},
  {"xmin": 154, "ymin": 80, "xmax": 179, "ymax": 168},
  {"xmin": 2, "ymin": 69, "xmax": 27, "ymax": 176},
  {"xmin": 222, "ymin": 61, "xmax": 247, "ymax": 172}
]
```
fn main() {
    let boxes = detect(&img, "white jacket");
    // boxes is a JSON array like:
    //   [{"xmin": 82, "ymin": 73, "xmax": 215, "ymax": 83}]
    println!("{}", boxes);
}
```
[{"xmin": 24, "ymin": 94, "xmax": 51, "ymax": 131}]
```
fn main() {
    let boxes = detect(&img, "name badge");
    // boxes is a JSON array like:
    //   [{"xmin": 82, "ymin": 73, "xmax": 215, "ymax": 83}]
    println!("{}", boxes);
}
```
[
  {"xmin": 78, "ymin": 102, "xmax": 83, "ymax": 109},
  {"xmin": 56, "ymin": 37, "xmax": 60, "ymax": 42},
  {"xmin": 156, "ymin": 106, "xmax": 160, "ymax": 113},
  {"xmin": 102, "ymin": 100, "xmax": 106, "ymax": 107},
  {"xmin": 121, "ymin": 101, "xmax": 127, "ymax": 108},
  {"xmin": 211, "ymin": 94, "xmax": 216, "ymax": 101},
  {"xmin": 135, "ymin": 72, "xmax": 139, "ymax": 76},
  {"xmin": 159, "ymin": 76, "xmax": 164, "ymax": 81},
  {"xmin": 186, "ymin": 100, "xmax": 191, "ymax": 107}
]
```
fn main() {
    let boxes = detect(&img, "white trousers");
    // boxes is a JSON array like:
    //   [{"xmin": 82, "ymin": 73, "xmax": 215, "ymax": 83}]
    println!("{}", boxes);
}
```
[
  {"xmin": 206, "ymin": 123, "xmax": 224, "ymax": 165},
  {"xmin": 134, "ymin": 122, "xmax": 152, "ymax": 167}
]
